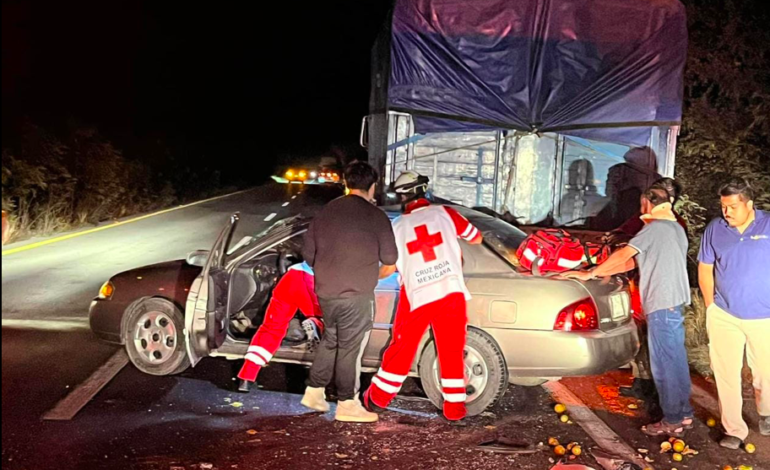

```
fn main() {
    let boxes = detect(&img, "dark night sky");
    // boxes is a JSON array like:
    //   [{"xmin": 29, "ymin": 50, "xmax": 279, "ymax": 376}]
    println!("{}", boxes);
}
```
[{"xmin": 2, "ymin": 0, "xmax": 391, "ymax": 171}]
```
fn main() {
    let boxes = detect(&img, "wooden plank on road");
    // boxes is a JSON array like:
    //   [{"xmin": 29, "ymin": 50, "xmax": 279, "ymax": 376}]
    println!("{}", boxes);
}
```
[
  {"xmin": 543, "ymin": 381, "xmax": 654, "ymax": 470},
  {"xmin": 42, "ymin": 349, "xmax": 129, "ymax": 421}
]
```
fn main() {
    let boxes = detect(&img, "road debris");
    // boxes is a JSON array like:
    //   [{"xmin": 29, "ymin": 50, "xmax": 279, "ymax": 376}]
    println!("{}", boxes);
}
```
[{"xmin": 476, "ymin": 436, "xmax": 538, "ymax": 455}]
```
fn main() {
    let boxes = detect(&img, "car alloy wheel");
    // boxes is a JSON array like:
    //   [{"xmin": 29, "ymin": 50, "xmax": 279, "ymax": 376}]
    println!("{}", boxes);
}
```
[
  {"xmin": 431, "ymin": 345, "xmax": 490, "ymax": 404},
  {"xmin": 133, "ymin": 310, "xmax": 177, "ymax": 365}
]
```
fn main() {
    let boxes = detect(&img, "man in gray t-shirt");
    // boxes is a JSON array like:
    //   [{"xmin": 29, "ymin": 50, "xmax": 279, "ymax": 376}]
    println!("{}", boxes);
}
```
[
  {"xmin": 562, "ymin": 185, "xmax": 693, "ymax": 438},
  {"xmin": 628, "ymin": 219, "xmax": 691, "ymax": 313}
]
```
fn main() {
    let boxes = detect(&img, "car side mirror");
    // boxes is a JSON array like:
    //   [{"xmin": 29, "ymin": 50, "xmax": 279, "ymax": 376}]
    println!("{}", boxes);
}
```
[{"xmin": 186, "ymin": 250, "xmax": 210, "ymax": 267}]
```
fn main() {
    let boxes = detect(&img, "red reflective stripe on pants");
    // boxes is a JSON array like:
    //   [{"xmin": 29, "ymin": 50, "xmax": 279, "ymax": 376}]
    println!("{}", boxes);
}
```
[
  {"xmin": 372, "ymin": 288, "xmax": 467, "ymax": 407},
  {"xmin": 238, "ymin": 269, "xmax": 322, "ymax": 382}
]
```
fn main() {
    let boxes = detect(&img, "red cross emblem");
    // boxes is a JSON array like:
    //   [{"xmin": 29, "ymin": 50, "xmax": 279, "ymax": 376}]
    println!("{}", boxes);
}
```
[{"xmin": 407, "ymin": 225, "xmax": 444, "ymax": 262}]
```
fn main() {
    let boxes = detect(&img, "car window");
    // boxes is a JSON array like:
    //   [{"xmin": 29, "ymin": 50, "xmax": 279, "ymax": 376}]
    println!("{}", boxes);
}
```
[
  {"xmin": 227, "ymin": 216, "xmax": 306, "ymax": 261},
  {"xmin": 453, "ymin": 207, "xmax": 527, "ymax": 268}
]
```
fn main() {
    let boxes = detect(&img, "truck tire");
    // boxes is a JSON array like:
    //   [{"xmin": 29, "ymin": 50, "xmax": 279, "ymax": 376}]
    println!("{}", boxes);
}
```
[
  {"xmin": 418, "ymin": 328, "xmax": 508, "ymax": 417},
  {"xmin": 124, "ymin": 298, "xmax": 190, "ymax": 376}
]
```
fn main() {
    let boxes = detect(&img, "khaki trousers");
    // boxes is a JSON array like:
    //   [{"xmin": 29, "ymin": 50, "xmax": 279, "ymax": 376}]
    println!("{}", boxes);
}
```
[{"xmin": 707, "ymin": 304, "xmax": 770, "ymax": 440}]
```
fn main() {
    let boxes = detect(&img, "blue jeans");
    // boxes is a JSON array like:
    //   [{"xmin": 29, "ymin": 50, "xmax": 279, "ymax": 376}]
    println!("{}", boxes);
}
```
[{"xmin": 647, "ymin": 306, "xmax": 694, "ymax": 424}]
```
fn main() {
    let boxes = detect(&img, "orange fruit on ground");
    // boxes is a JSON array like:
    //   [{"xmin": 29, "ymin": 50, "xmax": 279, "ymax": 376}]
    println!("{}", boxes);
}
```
[
  {"xmin": 548, "ymin": 437, "xmax": 560, "ymax": 447},
  {"xmin": 560, "ymin": 414, "xmax": 570, "ymax": 423},
  {"xmin": 745, "ymin": 443, "xmax": 756, "ymax": 454},
  {"xmin": 673, "ymin": 452, "xmax": 683, "ymax": 462},
  {"xmin": 673, "ymin": 440, "xmax": 686, "ymax": 452},
  {"xmin": 722, "ymin": 466, "xmax": 734, "ymax": 470},
  {"xmin": 572, "ymin": 445, "xmax": 582, "ymax": 456},
  {"xmin": 554, "ymin": 404, "xmax": 567, "ymax": 414},
  {"xmin": 707, "ymin": 418, "xmax": 717, "ymax": 427},
  {"xmin": 554, "ymin": 445, "xmax": 567, "ymax": 456}
]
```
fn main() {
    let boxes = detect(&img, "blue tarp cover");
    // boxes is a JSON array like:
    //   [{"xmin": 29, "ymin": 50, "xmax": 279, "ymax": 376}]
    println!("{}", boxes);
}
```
[{"xmin": 388, "ymin": 0, "xmax": 687, "ymax": 144}]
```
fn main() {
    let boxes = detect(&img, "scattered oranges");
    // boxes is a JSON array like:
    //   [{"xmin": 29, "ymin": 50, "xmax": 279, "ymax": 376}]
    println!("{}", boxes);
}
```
[
  {"xmin": 548, "ymin": 437, "xmax": 560, "ymax": 447},
  {"xmin": 745, "ymin": 443, "xmax": 756, "ymax": 454},
  {"xmin": 554, "ymin": 445, "xmax": 567, "ymax": 456},
  {"xmin": 560, "ymin": 414, "xmax": 570, "ymax": 423},
  {"xmin": 722, "ymin": 466, "xmax": 734, "ymax": 470},
  {"xmin": 571, "ymin": 445, "xmax": 582, "ymax": 456},
  {"xmin": 673, "ymin": 440, "xmax": 686, "ymax": 453},
  {"xmin": 707, "ymin": 418, "xmax": 717, "ymax": 427},
  {"xmin": 554, "ymin": 403, "xmax": 567, "ymax": 414},
  {"xmin": 673, "ymin": 452, "xmax": 683, "ymax": 462}
]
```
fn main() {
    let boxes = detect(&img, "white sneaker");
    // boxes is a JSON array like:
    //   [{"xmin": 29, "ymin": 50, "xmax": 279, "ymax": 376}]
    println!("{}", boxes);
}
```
[
  {"xmin": 335, "ymin": 396, "xmax": 379, "ymax": 423},
  {"xmin": 301, "ymin": 386, "xmax": 330, "ymax": 412}
]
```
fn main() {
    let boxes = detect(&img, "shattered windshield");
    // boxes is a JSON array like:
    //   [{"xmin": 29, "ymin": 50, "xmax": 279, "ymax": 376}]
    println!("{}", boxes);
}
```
[{"xmin": 227, "ymin": 215, "xmax": 305, "ymax": 259}]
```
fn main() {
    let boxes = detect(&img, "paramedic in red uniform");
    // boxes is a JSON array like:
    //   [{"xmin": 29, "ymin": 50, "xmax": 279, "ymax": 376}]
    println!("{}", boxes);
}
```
[
  {"xmin": 236, "ymin": 261, "xmax": 323, "ymax": 392},
  {"xmin": 364, "ymin": 171, "xmax": 483, "ymax": 421}
]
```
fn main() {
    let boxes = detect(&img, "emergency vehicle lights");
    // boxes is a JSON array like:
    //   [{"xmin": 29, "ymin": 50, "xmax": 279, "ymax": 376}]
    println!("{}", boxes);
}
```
[
  {"xmin": 554, "ymin": 299, "xmax": 599, "ymax": 331},
  {"xmin": 98, "ymin": 281, "xmax": 115, "ymax": 300}
]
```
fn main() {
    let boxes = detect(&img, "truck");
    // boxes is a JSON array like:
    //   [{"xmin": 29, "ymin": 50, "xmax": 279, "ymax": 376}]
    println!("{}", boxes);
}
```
[{"xmin": 361, "ymin": 0, "xmax": 687, "ymax": 232}]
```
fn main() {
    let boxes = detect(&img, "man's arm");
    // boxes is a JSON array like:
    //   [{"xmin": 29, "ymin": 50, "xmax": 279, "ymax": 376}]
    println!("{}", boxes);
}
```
[
  {"xmin": 698, "ymin": 262, "xmax": 716, "ymax": 307},
  {"xmin": 697, "ymin": 222, "xmax": 716, "ymax": 307},
  {"xmin": 561, "ymin": 246, "xmax": 638, "ymax": 280},
  {"xmin": 376, "ymin": 212, "xmax": 399, "ymax": 277},
  {"xmin": 445, "ymin": 206, "xmax": 483, "ymax": 244},
  {"xmin": 379, "ymin": 264, "xmax": 397, "ymax": 279},
  {"xmin": 302, "ymin": 220, "xmax": 317, "ymax": 267}
]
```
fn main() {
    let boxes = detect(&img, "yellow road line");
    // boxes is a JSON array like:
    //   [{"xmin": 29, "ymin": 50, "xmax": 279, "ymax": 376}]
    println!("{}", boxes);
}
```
[{"xmin": 2, "ymin": 188, "xmax": 253, "ymax": 256}]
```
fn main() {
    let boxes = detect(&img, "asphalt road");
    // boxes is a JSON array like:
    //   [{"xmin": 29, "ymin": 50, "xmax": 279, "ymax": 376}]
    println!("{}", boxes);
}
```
[
  {"xmin": 1, "ymin": 183, "xmax": 333, "ymax": 468},
  {"xmin": 2, "ymin": 182, "xmax": 768, "ymax": 470}
]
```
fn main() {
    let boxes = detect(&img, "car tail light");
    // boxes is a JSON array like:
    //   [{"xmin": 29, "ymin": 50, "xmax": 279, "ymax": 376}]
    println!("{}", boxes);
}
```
[
  {"xmin": 554, "ymin": 298, "xmax": 599, "ymax": 331},
  {"xmin": 629, "ymin": 279, "xmax": 643, "ymax": 318}
]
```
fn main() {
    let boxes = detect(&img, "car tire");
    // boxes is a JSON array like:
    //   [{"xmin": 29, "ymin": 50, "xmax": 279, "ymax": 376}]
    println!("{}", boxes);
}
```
[
  {"xmin": 418, "ymin": 328, "xmax": 508, "ymax": 417},
  {"xmin": 124, "ymin": 298, "xmax": 190, "ymax": 376}
]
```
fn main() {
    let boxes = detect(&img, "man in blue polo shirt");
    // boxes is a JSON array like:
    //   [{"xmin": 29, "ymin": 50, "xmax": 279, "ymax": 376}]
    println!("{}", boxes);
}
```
[{"xmin": 698, "ymin": 177, "xmax": 770, "ymax": 449}]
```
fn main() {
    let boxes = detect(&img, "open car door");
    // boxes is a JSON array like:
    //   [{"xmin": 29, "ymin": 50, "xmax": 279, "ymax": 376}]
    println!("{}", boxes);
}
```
[{"xmin": 185, "ymin": 213, "xmax": 240, "ymax": 366}]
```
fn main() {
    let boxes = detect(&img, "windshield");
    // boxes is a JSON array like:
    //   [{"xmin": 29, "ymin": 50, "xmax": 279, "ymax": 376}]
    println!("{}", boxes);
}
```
[
  {"xmin": 455, "ymin": 207, "xmax": 527, "ymax": 268},
  {"xmin": 226, "ymin": 215, "xmax": 305, "ymax": 260}
]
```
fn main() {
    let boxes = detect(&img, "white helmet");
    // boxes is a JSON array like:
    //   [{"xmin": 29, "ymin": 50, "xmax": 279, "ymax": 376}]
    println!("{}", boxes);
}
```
[{"xmin": 393, "ymin": 171, "xmax": 429, "ymax": 194}]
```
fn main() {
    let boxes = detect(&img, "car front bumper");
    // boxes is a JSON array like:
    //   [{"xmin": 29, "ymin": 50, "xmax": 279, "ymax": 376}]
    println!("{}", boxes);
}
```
[
  {"xmin": 89, "ymin": 298, "xmax": 126, "ymax": 345},
  {"xmin": 485, "ymin": 320, "xmax": 640, "ymax": 380}
]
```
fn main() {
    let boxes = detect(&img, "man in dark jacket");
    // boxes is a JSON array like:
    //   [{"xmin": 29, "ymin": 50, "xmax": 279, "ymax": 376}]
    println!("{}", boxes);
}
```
[{"xmin": 300, "ymin": 161, "xmax": 398, "ymax": 423}]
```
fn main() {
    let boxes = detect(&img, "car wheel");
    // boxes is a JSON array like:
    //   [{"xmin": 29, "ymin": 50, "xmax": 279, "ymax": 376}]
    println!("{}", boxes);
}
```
[
  {"xmin": 124, "ymin": 298, "xmax": 190, "ymax": 376},
  {"xmin": 418, "ymin": 328, "xmax": 508, "ymax": 417}
]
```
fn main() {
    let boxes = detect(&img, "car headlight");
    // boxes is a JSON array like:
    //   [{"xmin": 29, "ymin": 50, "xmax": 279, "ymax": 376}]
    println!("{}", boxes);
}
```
[
  {"xmin": 285, "ymin": 169, "xmax": 295, "ymax": 178},
  {"xmin": 98, "ymin": 281, "xmax": 115, "ymax": 300},
  {"xmin": 310, "ymin": 171, "xmax": 318, "ymax": 178}
]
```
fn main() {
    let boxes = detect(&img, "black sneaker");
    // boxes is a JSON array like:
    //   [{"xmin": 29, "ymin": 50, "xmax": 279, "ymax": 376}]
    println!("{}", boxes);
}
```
[
  {"xmin": 237, "ymin": 379, "xmax": 252, "ymax": 394},
  {"xmin": 362, "ymin": 388, "xmax": 386, "ymax": 413},
  {"xmin": 620, "ymin": 378, "xmax": 656, "ymax": 399}
]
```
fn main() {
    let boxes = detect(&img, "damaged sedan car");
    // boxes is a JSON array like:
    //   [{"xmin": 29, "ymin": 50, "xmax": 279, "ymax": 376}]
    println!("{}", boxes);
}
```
[{"xmin": 90, "ymin": 206, "xmax": 638, "ymax": 416}]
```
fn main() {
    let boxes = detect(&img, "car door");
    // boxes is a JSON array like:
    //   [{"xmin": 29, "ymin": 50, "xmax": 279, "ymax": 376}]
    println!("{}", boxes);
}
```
[
  {"xmin": 361, "ymin": 273, "xmax": 400, "ymax": 368},
  {"xmin": 185, "ymin": 213, "xmax": 239, "ymax": 366}
]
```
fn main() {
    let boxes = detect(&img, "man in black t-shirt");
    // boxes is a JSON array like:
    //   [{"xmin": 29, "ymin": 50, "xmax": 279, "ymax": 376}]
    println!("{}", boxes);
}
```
[{"xmin": 300, "ymin": 161, "xmax": 398, "ymax": 423}]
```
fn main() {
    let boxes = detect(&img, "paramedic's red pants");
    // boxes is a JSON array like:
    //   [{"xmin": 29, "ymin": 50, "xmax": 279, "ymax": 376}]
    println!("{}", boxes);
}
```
[
  {"xmin": 238, "ymin": 269, "xmax": 321, "ymax": 382},
  {"xmin": 369, "ymin": 289, "xmax": 467, "ymax": 409}
]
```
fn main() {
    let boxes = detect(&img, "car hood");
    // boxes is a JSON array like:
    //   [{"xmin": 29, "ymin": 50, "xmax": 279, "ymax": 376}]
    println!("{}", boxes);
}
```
[{"xmin": 108, "ymin": 260, "xmax": 203, "ymax": 307}]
